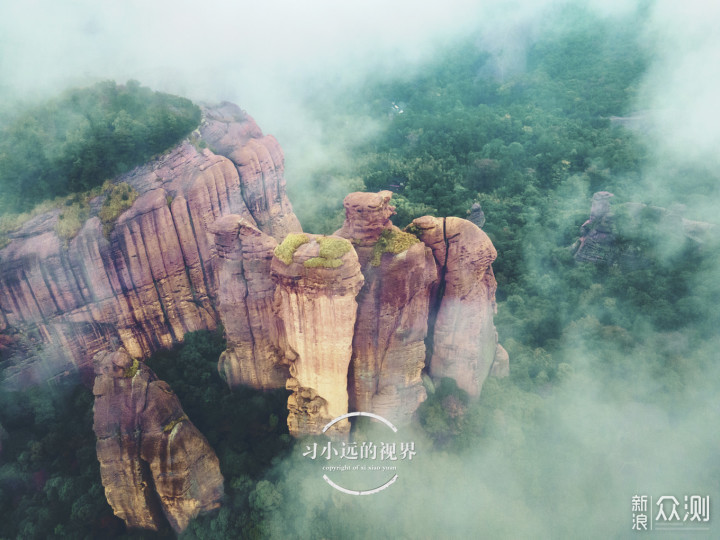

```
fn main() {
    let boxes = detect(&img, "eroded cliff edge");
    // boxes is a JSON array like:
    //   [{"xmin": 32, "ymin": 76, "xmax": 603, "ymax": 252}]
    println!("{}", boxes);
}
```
[
  {"xmin": 0, "ymin": 103, "xmax": 301, "ymax": 386},
  {"xmin": 0, "ymin": 100, "xmax": 508, "ymax": 531},
  {"xmin": 0, "ymin": 101, "xmax": 506, "ymax": 439},
  {"xmin": 214, "ymin": 189, "xmax": 506, "ymax": 436}
]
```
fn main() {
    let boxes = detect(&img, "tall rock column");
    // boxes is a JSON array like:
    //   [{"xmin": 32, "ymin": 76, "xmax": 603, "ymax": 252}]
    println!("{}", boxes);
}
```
[
  {"xmin": 210, "ymin": 214, "xmax": 288, "ymax": 389},
  {"xmin": 271, "ymin": 234, "xmax": 364, "ymax": 436},
  {"xmin": 92, "ymin": 349, "xmax": 223, "ymax": 533},
  {"xmin": 411, "ymin": 215, "xmax": 499, "ymax": 396},
  {"xmin": 335, "ymin": 191, "xmax": 437, "ymax": 424}
]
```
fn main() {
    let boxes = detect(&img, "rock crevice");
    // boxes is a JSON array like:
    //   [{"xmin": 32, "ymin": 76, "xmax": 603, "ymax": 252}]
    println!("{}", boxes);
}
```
[{"xmin": 92, "ymin": 348, "xmax": 223, "ymax": 533}]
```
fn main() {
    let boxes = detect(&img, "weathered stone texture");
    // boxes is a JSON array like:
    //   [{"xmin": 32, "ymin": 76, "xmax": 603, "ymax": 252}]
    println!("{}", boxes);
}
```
[
  {"xmin": 210, "ymin": 215, "xmax": 288, "ymax": 389},
  {"xmin": 0, "ymin": 104, "xmax": 300, "ymax": 387},
  {"xmin": 200, "ymin": 103, "xmax": 302, "ymax": 241},
  {"xmin": 92, "ymin": 349, "xmax": 223, "ymax": 533},
  {"xmin": 335, "ymin": 192, "xmax": 436, "ymax": 425},
  {"xmin": 412, "ymin": 215, "xmax": 499, "ymax": 396},
  {"xmin": 271, "ymin": 236, "xmax": 364, "ymax": 436}
]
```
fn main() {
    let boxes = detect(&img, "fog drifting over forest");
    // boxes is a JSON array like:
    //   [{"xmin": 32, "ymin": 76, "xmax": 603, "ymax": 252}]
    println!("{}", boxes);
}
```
[
  {"xmin": 2, "ymin": 1, "xmax": 716, "ymax": 195},
  {"xmin": 1, "ymin": 0, "xmax": 719, "ymax": 537},
  {"xmin": 2, "ymin": 1, "xmax": 718, "ymax": 211}
]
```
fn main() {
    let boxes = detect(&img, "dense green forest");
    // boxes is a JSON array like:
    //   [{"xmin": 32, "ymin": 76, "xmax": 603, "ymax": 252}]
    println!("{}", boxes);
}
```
[
  {"xmin": 0, "ymin": 80, "xmax": 200, "ymax": 214},
  {"xmin": 1, "ymin": 5, "xmax": 719, "ymax": 538},
  {"xmin": 0, "ymin": 331, "xmax": 293, "ymax": 539}
]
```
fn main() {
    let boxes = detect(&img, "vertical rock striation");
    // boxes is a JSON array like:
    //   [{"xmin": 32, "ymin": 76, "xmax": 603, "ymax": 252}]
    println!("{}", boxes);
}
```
[
  {"xmin": 411, "ymin": 215, "xmax": 499, "ymax": 396},
  {"xmin": 271, "ymin": 234, "xmax": 364, "ymax": 436},
  {"xmin": 210, "ymin": 215, "xmax": 288, "ymax": 389},
  {"xmin": 335, "ymin": 191, "xmax": 437, "ymax": 424},
  {"xmin": 0, "ymin": 103, "xmax": 301, "ymax": 387},
  {"xmin": 199, "ymin": 103, "xmax": 302, "ymax": 242},
  {"xmin": 92, "ymin": 348, "xmax": 223, "ymax": 533}
]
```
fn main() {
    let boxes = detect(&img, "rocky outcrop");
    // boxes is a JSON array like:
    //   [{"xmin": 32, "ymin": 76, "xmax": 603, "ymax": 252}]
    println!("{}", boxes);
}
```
[
  {"xmin": 0, "ymin": 103, "xmax": 301, "ymax": 387},
  {"xmin": 271, "ymin": 234, "xmax": 364, "ymax": 436},
  {"xmin": 0, "ymin": 91, "xmax": 506, "ymax": 438},
  {"xmin": 262, "ymin": 191, "xmax": 502, "ymax": 434},
  {"xmin": 199, "ymin": 103, "xmax": 301, "ymax": 242},
  {"xmin": 490, "ymin": 343, "xmax": 510, "ymax": 378},
  {"xmin": 92, "ymin": 348, "xmax": 223, "ymax": 533},
  {"xmin": 467, "ymin": 202, "xmax": 486, "ymax": 228},
  {"xmin": 210, "ymin": 215, "xmax": 288, "ymax": 389},
  {"xmin": 573, "ymin": 191, "xmax": 616, "ymax": 264},
  {"xmin": 573, "ymin": 191, "xmax": 715, "ymax": 267},
  {"xmin": 411, "ymin": 215, "xmax": 499, "ymax": 396},
  {"xmin": 335, "ymin": 192, "xmax": 437, "ymax": 424}
]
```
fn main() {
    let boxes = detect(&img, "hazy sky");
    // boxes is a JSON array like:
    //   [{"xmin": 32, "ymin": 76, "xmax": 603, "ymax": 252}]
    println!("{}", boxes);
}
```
[
  {"xmin": 0, "ymin": 1, "xmax": 641, "ymax": 135},
  {"xmin": 2, "ymin": 1, "xmax": 717, "ymax": 212}
]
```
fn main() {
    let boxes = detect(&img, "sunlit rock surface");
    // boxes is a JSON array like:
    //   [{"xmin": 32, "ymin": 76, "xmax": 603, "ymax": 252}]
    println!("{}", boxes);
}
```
[
  {"xmin": 210, "ymin": 214, "xmax": 288, "ymax": 389},
  {"xmin": 411, "ymin": 215, "xmax": 500, "ymax": 396},
  {"xmin": 0, "ymin": 103, "xmax": 300, "ymax": 387},
  {"xmin": 92, "ymin": 348, "xmax": 223, "ymax": 533},
  {"xmin": 335, "ymin": 192, "xmax": 436, "ymax": 425},
  {"xmin": 271, "ymin": 235, "xmax": 364, "ymax": 437},
  {"xmin": 0, "ymin": 90, "xmax": 506, "ymax": 438}
]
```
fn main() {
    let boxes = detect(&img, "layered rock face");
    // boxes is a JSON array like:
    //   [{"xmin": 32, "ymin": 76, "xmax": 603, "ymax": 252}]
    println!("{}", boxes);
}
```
[
  {"xmin": 92, "ymin": 349, "xmax": 223, "ymax": 533},
  {"xmin": 214, "ymin": 190, "xmax": 504, "ymax": 435},
  {"xmin": 210, "ymin": 215, "xmax": 288, "ymax": 389},
  {"xmin": 411, "ymin": 215, "xmax": 500, "ymax": 396},
  {"xmin": 199, "ymin": 103, "xmax": 301, "ymax": 241},
  {"xmin": 0, "ymin": 103, "xmax": 301, "ymax": 387},
  {"xmin": 271, "ymin": 235, "xmax": 364, "ymax": 436},
  {"xmin": 335, "ymin": 192, "xmax": 437, "ymax": 424},
  {"xmin": 0, "ymin": 94, "xmax": 506, "ymax": 440}
]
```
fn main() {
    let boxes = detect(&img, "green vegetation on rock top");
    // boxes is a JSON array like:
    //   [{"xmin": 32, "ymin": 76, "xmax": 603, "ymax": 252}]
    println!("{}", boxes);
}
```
[
  {"xmin": 123, "ymin": 358, "xmax": 140, "ymax": 378},
  {"xmin": 404, "ymin": 223, "xmax": 422, "ymax": 238},
  {"xmin": 303, "ymin": 236, "xmax": 353, "ymax": 269},
  {"xmin": 274, "ymin": 233, "xmax": 310, "ymax": 265},
  {"xmin": 317, "ymin": 236, "xmax": 352, "ymax": 259},
  {"xmin": 163, "ymin": 414, "xmax": 189, "ymax": 433},
  {"xmin": 0, "ymin": 80, "xmax": 200, "ymax": 215},
  {"xmin": 98, "ymin": 182, "xmax": 139, "ymax": 238},
  {"xmin": 371, "ymin": 228, "xmax": 420, "ymax": 266}
]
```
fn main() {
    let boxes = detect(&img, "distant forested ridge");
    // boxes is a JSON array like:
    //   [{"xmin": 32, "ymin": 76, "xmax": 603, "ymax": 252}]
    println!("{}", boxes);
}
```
[{"xmin": 0, "ymin": 80, "xmax": 201, "ymax": 214}]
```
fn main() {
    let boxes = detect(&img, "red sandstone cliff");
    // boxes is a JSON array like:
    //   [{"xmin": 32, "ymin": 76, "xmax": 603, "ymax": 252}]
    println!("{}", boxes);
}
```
[
  {"xmin": 271, "ymin": 234, "xmax": 364, "ymax": 436},
  {"xmin": 0, "ymin": 103, "xmax": 301, "ymax": 387},
  {"xmin": 0, "ymin": 96, "xmax": 506, "ymax": 440},
  {"xmin": 411, "ymin": 215, "xmax": 500, "ymax": 396},
  {"xmin": 335, "ymin": 192, "xmax": 437, "ymax": 425},
  {"xmin": 210, "ymin": 215, "xmax": 288, "ymax": 389},
  {"xmin": 92, "ymin": 348, "xmax": 223, "ymax": 533}
]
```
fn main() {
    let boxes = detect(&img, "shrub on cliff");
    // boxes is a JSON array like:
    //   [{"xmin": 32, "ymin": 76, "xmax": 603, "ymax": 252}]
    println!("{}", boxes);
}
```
[
  {"xmin": 98, "ymin": 182, "xmax": 139, "ymax": 237},
  {"xmin": 0, "ymin": 80, "xmax": 200, "ymax": 214}
]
